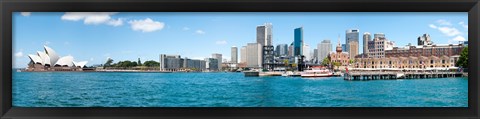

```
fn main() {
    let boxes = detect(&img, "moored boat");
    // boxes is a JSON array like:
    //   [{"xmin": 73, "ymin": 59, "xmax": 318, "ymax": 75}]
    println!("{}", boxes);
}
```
[{"xmin": 301, "ymin": 67, "xmax": 334, "ymax": 77}]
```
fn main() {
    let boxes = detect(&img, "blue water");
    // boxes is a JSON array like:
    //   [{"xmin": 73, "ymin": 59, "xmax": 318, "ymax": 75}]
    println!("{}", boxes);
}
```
[{"xmin": 12, "ymin": 71, "xmax": 468, "ymax": 107}]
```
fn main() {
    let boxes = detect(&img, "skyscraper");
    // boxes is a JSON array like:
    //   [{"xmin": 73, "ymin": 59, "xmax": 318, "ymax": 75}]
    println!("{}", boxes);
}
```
[
  {"xmin": 348, "ymin": 41, "xmax": 359, "ymax": 59},
  {"xmin": 317, "ymin": 40, "xmax": 332, "ymax": 63},
  {"xmin": 303, "ymin": 44, "xmax": 310, "ymax": 61},
  {"xmin": 346, "ymin": 29, "xmax": 359, "ymax": 51},
  {"xmin": 256, "ymin": 23, "xmax": 273, "ymax": 46},
  {"xmin": 212, "ymin": 53, "xmax": 222, "ymax": 71},
  {"xmin": 246, "ymin": 43, "xmax": 262, "ymax": 68},
  {"xmin": 240, "ymin": 46, "xmax": 247, "ymax": 63},
  {"xmin": 363, "ymin": 32, "xmax": 371, "ymax": 55},
  {"xmin": 294, "ymin": 27, "xmax": 303, "ymax": 56},
  {"xmin": 231, "ymin": 46, "xmax": 238, "ymax": 63},
  {"xmin": 276, "ymin": 44, "xmax": 288, "ymax": 57},
  {"xmin": 313, "ymin": 49, "xmax": 318, "ymax": 62}
]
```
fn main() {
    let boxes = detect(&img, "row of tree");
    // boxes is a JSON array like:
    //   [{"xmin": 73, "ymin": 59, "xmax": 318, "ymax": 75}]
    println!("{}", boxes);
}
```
[{"xmin": 104, "ymin": 58, "xmax": 160, "ymax": 68}]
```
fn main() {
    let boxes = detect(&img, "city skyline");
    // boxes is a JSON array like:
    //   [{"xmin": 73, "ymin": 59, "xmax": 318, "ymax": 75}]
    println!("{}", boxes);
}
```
[{"xmin": 13, "ymin": 12, "xmax": 468, "ymax": 68}]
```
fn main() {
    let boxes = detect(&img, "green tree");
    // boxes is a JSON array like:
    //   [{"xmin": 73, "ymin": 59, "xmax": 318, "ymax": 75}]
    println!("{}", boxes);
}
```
[
  {"xmin": 456, "ymin": 46, "xmax": 468, "ymax": 68},
  {"xmin": 143, "ymin": 60, "xmax": 160, "ymax": 67},
  {"xmin": 321, "ymin": 57, "xmax": 330, "ymax": 66},
  {"xmin": 333, "ymin": 62, "xmax": 341, "ymax": 71},
  {"xmin": 104, "ymin": 58, "xmax": 114, "ymax": 67}
]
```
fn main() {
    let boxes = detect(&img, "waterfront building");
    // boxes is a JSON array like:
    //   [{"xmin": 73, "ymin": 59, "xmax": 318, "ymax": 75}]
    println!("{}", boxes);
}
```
[
  {"xmin": 303, "ymin": 44, "xmax": 310, "ymax": 61},
  {"xmin": 246, "ymin": 43, "xmax": 263, "ymax": 68},
  {"xmin": 363, "ymin": 32, "xmax": 371, "ymax": 55},
  {"xmin": 346, "ymin": 29, "xmax": 359, "ymax": 53},
  {"xmin": 385, "ymin": 44, "xmax": 464, "ymax": 58},
  {"xmin": 26, "ymin": 45, "xmax": 88, "ymax": 71},
  {"xmin": 329, "ymin": 39, "xmax": 350, "ymax": 67},
  {"xmin": 355, "ymin": 44, "xmax": 464, "ymax": 69},
  {"xmin": 231, "ymin": 46, "xmax": 238, "ymax": 63},
  {"xmin": 367, "ymin": 33, "xmax": 395, "ymax": 58},
  {"xmin": 212, "ymin": 53, "xmax": 222, "ymax": 70},
  {"xmin": 160, "ymin": 54, "xmax": 207, "ymax": 72},
  {"xmin": 205, "ymin": 58, "xmax": 219, "ymax": 71},
  {"xmin": 240, "ymin": 46, "xmax": 247, "ymax": 63},
  {"xmin": 276, "ymin": 44, "xmax": 288, "ymax": 57},
  {"xmin": 317, "ymin": 39, "xmax": 332, "ymax": 63},
  {"xmin": 294, "ymin": 27, "xmax": 303, "ymax": 56},
  {"xmin": 418, "ymin": 33, "xmax": 433, "ymax": 45}
]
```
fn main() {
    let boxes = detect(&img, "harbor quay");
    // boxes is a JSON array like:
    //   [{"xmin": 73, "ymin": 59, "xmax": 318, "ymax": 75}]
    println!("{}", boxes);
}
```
[{"xmin": 344, "ymin": 68, "xmax": 465, "ymax": 81}]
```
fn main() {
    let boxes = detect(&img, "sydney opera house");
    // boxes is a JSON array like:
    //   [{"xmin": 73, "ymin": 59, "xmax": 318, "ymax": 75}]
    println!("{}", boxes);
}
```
[{"xmin": 26, "ymin": 46, "xmax": 89, "ymax": 71}]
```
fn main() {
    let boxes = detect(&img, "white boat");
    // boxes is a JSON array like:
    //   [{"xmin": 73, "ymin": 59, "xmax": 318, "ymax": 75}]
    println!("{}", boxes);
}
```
[
  {"xmin": 281, "ymin": 71, "xmax": 301, "ymax": 77},
  {"xmin": 301, "ymin": 67, "xmax": 334, "ymax": 77}
]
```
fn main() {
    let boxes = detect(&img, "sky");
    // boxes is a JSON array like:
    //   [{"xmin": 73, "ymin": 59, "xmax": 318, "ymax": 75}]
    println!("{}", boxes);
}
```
[{"xmin": 12, "ymin": 12, "xmax": 468, "ymax": 68}]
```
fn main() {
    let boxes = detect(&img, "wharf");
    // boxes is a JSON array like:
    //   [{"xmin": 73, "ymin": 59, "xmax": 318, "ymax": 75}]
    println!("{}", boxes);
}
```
[{"xmin": 344, "ymin": 71, "xmax": 464, "ymax": 81}]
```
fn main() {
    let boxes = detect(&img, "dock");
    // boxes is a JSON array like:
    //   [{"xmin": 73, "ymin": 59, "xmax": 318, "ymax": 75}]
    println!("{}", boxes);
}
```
[{"xmin": 344, "ymin": 71, "xmax": 464, "ymax": 81}]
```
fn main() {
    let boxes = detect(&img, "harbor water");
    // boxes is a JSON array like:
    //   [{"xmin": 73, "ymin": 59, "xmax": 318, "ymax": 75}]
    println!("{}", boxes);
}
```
[{"xmin": 12, "ymin": 71, "xmax": 468, "ymax": 107}]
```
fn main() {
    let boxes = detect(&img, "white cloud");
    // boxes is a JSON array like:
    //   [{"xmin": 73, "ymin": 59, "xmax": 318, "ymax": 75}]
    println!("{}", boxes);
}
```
[
  {"xmin": 183, "ymin": 27, "xmax": 190, "ymax": 31},
  {"xmin": 107, "ymin": 18, "xmax": 123, "ymax": 27},
  {"xmin": 128, "ymin": 18, "xmax": 165, "ymax": 32},
  {"xmin": 14, "ymin": 52, "xmax": 23, "ymax": 57},
  {"xmin": 436, "ymin": 19, "xmax": 452, "ymax": 26},
  {"xmin": 428, "ymin": 24, "xmax": 437, "ymax": 29},
  {"xmin": 437, "ymin": 26, "xmax": 462, "ymax": 36},
  {"xmin": 459, "ymin": 21, "xmax": 468, "ymax": 29},
  {"xmin": 20, "ymin": 12, "xmax": 31, "ymax": 17},
  {"xmin": 452, "ymin": 35, "xmax": 466, "ymax": 41},
  {"xmin": 61, "ymin": 12, "xmax": 123, "ymax": 26},
  {"xmin": 215, "ymin": 40, "xmax": 227, "ymax": 45},
  {"xmin": 195, "ymin": 30, "xmax": 206, "ymax": 34}
]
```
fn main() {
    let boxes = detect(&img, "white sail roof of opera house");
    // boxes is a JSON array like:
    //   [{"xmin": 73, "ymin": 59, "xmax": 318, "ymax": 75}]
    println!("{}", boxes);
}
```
[
  {"xmin": 73, "ymin": 61, "xmax": 88, "ymax": 68},
  {"xmin": 27, "ymin": 54, "xmax": 43, "ymax": 64},
  {"xmin": 27, "ymin": 45, "xmax": 88, "ymax": 68},
  {"xmin": 36, "ymin": 51, "xmax": 51, "ymax": 65},
  {"xmin": 44, "ymin": 45, "xmax": 60, "ymax": 65},
  {"xmin": 55, "ymin": 56, "xmax": 74, "ymax": 67}
]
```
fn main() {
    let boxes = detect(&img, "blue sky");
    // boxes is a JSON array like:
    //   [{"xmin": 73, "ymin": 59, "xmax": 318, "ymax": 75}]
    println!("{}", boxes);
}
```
[{"xmin": 13, "ymin": 12, "xmax": 468, "ymax": 68}]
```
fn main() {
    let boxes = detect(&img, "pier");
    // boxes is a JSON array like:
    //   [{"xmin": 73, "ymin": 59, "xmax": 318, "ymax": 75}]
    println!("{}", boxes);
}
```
[{"xmin": 344, "ymin": 68, "xmax": 465, "ymax": 81}]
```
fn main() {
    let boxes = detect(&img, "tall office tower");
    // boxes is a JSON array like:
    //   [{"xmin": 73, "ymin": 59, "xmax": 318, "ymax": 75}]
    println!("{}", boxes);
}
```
[
  {"xmin": 313, "ymin": 49, "xmax": 318, "ymax": 62},
  {"xmin": 256, "ymin": 23, "xmax": 273, "ymax": 46},
  {"xmin": 288, "ymin": 43, "xmax": 294, "ymax": 57},
  {"xmin": 212, "ymin": 53, "xmax": 222, "ymax": 71},
  {"xmin": 417, "ymin": 33, "xmax": 433, "ymax": 45},
  {"xmin": 294, "ymin": 27, "xmax": 303, "ymax": 56},
  {"xmin": 231, "ymin": 46, "xmax": 238, "ymax": 63},
  {"xmin": 342, "ymin": 44, "xmax": 346, "ymax": 52},
  {"xmin": 246, "ymin": 43, "xmax": 263, "ymax": 68},
  {"xmin": 348, "ymin": 41, "xmax": 359, "ymax": 59},
  {"xmin": 363, "ymin": 32, "xmax": 371, "ymax": 55},
  {"xmin": 303, "ymin": 44, "xmax": 310, "ymax": 61},
  {"xmin": 275, "ymin": 44, "xmax": 288, "ymax": 57},
  {"xmin": 317, "ymin": 39, "xmax": 332, "ymax": 63},
  {"xmin": 374, "ymin": 33, "xmax": 385, "ymax": 39},
  {"xmin": 346, "ymin": 29, "xmax": 359, "ymax": 52},
  {"xmin": 240, "ymin": 46, "xmax": 247, "ymax": 63}
]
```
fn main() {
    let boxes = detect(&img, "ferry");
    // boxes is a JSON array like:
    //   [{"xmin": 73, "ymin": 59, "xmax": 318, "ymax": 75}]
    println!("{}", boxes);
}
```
[{"xmin": 300, "ymin": 67, "xmax": 334, "ymax": 77}]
